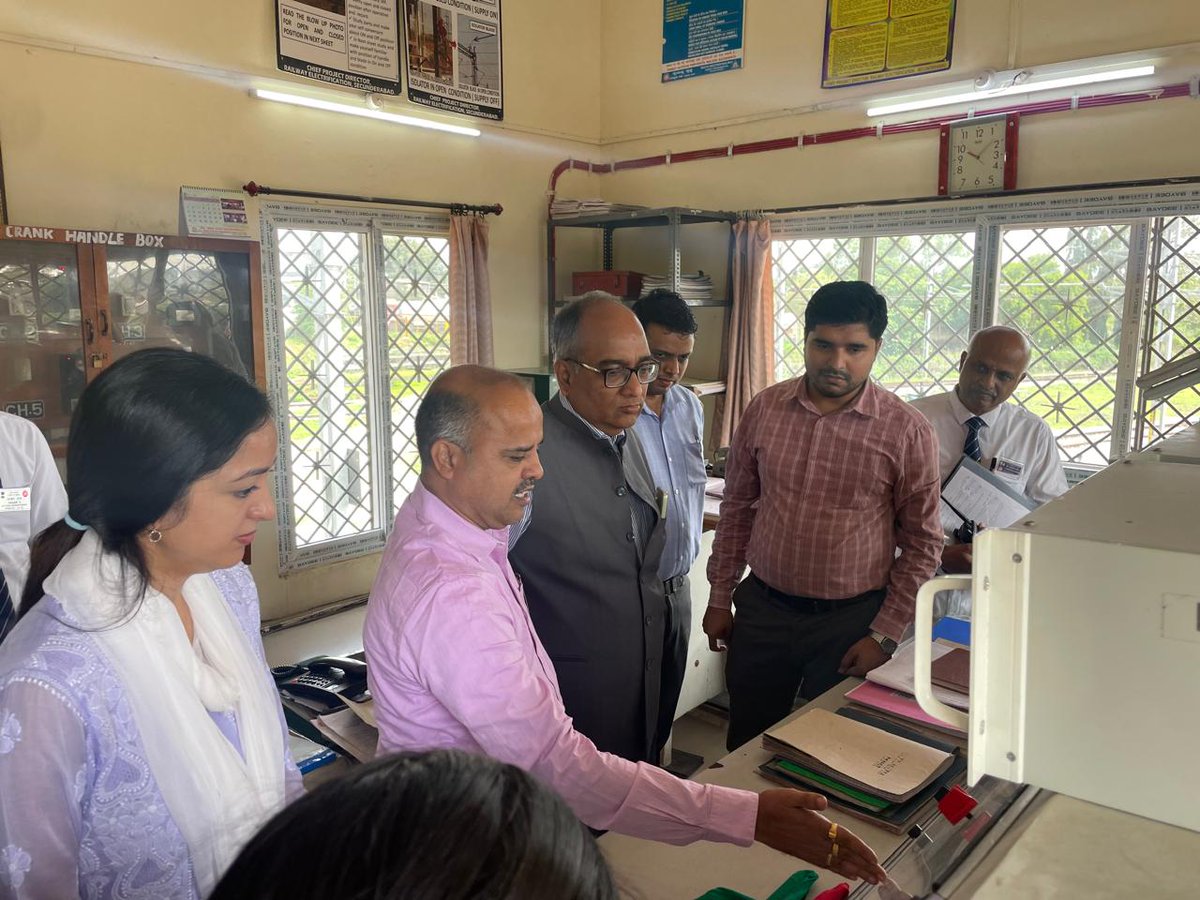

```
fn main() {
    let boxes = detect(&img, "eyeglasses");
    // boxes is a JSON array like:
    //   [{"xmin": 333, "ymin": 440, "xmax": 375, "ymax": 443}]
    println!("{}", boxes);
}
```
[{"xmin": 566, "ymin": 358, "xmax": 660, "ymax": 389}]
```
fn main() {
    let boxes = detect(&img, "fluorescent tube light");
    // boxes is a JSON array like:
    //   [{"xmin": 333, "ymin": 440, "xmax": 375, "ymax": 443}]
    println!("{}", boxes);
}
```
[
  {"xmin": 254, "ymin": 88, "xmax": 481, "ymax": 137},
  {"xmin": 866, "ymin": 64, "xmax": 1156, "ymax": 117}
]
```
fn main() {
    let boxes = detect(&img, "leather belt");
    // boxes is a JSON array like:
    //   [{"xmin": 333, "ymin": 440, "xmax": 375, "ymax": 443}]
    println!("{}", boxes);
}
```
[
  {"xmin": 663, "ymin": 574, "xmax": 687, "ymax": 594},
  {"xmin": 749, "ymin": 574, "xmax": 883, "ymax": 614}
]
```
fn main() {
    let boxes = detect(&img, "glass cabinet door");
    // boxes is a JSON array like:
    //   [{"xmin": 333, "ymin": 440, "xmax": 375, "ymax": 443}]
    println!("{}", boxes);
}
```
[
  {"xmin": 104, "ymin": 246, "xmax": 255, "ymax": 379},
  {"xmin": 0, "ymin": 242, "xmax": 86, "ymax": 451}
]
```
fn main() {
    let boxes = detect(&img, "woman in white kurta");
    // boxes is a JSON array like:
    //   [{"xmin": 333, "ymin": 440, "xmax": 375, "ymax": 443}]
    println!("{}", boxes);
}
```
[{"xmin": 0, "ymin": 348, "xmax": 301, "ymax": 899}]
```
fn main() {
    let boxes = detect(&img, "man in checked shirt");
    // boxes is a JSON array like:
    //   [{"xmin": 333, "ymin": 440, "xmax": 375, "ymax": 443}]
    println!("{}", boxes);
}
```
[{"xmin": 703, "ymin": 281, "xmax": 943, "ymax": 751}]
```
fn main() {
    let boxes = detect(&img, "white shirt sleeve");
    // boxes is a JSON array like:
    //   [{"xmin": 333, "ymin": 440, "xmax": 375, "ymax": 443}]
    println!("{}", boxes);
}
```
[
  {"xmin": 1023, "ymin": 420, "xmax": 1069, "ymax": 504},
  {"xmin": 26, "ymin": 423, "xmax": 68, "ymax": 540}
]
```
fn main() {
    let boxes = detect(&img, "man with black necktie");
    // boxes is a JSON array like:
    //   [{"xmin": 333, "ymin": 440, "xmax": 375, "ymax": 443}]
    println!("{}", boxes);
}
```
[
  {"xmin": 0, "ymin": 412, "xmax": 68, "ymax": 642},
  {"xmin": 911, "ymin": 326, "xmax": 1068, "ymax": 576}
]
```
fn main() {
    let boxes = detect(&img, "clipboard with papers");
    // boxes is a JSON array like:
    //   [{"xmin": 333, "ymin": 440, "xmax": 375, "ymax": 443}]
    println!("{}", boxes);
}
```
[{"xmin": 939, "ymin": 455, "xmax": 1037, "ymax": 533}]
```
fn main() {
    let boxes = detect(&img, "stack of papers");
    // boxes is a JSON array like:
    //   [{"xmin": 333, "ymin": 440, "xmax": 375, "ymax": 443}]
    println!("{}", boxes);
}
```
[
  {"xmin": 846, "ymin": 637, "xmax": 970, "ymax": 743},
  {"xmin": 313, "ymin": 698, "xmax": 379, "ymax": 763},
  {"xmin": 550, "ymin": 198, "xmax": 646, "ymax": 218},
  {"xmin": 865, "ymin": 639, "xmax": 970, "ymax": 711},
  {"xmin": 760, "ymin": 708, "xmax": 964, "ymax": 833},
  {"xmin": 639, "ymin": 271, "xmax": 713, "ymax": 303}
]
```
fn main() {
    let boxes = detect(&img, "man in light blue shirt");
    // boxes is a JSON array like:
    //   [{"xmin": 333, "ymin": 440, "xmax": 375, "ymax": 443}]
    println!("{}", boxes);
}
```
[{"xmin": 632, "ymin": 289, "xmax": 708, "ymax": 753}]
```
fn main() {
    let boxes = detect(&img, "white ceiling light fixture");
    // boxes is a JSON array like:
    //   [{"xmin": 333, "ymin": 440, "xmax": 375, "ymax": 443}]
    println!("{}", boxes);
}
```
[
  {"xmin": 254, "ymin": 88, "xmax": 481, "ymax": 137},
  {"xmin": 866, "ymin": 61, "xmax": 1157, "ymax": 118}
]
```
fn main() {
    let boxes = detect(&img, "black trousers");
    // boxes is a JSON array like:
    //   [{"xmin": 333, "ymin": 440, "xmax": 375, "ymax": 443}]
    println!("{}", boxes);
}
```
[
  {"xmin": 653, "ymin": 574, "xmax": 691, "ymax": 760},
  {"xmin": 724, "ymin": 574, "xmax": 884, "ymax": 752}
]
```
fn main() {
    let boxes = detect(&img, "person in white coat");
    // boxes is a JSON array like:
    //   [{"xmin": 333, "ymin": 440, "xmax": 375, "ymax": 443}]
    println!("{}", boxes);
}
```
[{"xmin": 0, "ymin": 411, "xmax": 67, "ymax": 640}]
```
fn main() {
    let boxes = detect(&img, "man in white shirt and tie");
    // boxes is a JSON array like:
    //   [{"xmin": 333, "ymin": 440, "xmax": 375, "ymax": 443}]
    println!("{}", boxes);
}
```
[
  {"xmin": 911, "ymin": 326, "xmax": 1068, "ymax": 577},
  {"xmin": 0, "ymin": 411, "xmax": 68, "ymax": 641}
]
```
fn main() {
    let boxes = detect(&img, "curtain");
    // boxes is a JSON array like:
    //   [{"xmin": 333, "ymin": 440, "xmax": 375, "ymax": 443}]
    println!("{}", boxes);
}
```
[
  {"xmin": 449, "ymin": 214, "xmax": 494, "ymax": 365},
  {"xmin": 714, "ymin": 217, "xmax": 774, "ymax": 448}
]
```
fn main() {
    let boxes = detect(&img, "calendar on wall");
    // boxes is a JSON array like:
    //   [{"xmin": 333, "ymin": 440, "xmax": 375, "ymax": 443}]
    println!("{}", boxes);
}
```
[{"xmin": 179, "ymin": 186, "xmax": 255, "ymax": 239}]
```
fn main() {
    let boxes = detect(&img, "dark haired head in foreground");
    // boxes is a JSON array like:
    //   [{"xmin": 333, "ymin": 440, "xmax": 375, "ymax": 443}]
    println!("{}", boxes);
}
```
[{"xmin": 210, "ymin": 749, "xmax": 618, "ymax": 900}]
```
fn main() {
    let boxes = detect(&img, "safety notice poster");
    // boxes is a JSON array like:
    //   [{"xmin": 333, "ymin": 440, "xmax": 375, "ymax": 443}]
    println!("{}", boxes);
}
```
[
  {"xmin": 662, "ymin": 0, "xmax": 745, "ymax": 83},
  {"xmin": 276, "ymin": 0, "xmax": 402, "ymax": 94},
  {"xmin": 821, "ymin": 0, "xmax": 956, "ymax": 89},
  {"xmin": 403, "ymin": 0, "xmax": 503, "ymax": 120}
]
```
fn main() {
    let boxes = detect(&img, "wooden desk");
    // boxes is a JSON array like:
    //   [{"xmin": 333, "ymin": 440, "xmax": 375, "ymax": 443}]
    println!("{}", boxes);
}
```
[{"xmin": 599, "ymin": 678, "xmax": 911, "ymax": 900}]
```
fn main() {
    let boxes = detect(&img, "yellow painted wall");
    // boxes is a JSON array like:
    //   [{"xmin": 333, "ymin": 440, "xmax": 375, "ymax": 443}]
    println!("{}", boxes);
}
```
[
  {"xmin": 559, "ymin": 0, "xmax": 1200, "ymax": 208},
  {"xmin": 4, "ymin": 0, "xmax": 1198, "ymax": 617},
  {"xmin": 0, "ymin": 1, "xmax": 601, "ymax": 619}
]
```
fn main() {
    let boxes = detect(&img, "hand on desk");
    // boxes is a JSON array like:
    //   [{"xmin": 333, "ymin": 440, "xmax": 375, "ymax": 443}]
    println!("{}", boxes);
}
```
[
  {"xmin": 940, "ymin": 542, "xmax": 973, "ymax": 574},
  {"xmin": 702, "ymin": 607, "xmax": 733, "ymax": 652},
  {"xmin": 755, "ymin": 789, "xmax": 886, "ymax": 884},
  {"xmin": 838, "ymin": 637, "xmax": 890, "ymax": 677}
]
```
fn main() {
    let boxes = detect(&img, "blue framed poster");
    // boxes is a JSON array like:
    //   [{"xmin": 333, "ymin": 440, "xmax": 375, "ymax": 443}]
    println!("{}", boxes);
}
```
[{"xmin": 662, "ymin": 0, "xmax": 744, "ymax": 83}]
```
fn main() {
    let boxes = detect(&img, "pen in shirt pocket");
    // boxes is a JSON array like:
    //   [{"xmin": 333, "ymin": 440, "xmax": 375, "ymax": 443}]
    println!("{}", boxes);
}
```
[{"xmin": 655, "ymin": 488, "xmax": 668, "ymax": 520}]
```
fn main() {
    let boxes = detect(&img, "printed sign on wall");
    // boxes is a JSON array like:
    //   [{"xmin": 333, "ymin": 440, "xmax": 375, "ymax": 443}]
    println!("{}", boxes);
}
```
[
  {"xmin": 822, "ymin": 0, "xmax": 956, "ymax": 89},
  {"xmin": 276, "ymin": 0, "xmax": 403, "ymax": 95},
  {"xmin": 403, "ymin": 0, "xmax": 503, "ymax": 120},
  {"xmin": 662, "ymin": 0, "xmax": 745, "ymax": 83}
]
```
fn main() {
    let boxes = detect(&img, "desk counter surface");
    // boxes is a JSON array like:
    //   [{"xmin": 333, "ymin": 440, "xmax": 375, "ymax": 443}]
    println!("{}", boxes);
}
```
[{"xmin": 599, "ymin": 678, "xmax": 904, "ymax": 900}]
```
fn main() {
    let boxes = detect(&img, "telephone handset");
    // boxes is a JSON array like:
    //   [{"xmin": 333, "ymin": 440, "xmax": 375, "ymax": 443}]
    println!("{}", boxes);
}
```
[{"xmin": 271, "ymin": 655, "xmax": 371, "ymax": 710}]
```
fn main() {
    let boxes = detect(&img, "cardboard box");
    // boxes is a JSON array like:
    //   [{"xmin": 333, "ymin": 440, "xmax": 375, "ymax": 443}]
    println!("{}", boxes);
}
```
[{"xmin": 571, "ymin": 270, "xmax": 644, "ymax": 298}]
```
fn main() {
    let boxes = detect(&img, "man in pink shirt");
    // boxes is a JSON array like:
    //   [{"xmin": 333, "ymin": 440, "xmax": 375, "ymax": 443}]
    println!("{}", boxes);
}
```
[{"xmin": 364, "ymin": 366, "xmax": 885, "ymax": 883}]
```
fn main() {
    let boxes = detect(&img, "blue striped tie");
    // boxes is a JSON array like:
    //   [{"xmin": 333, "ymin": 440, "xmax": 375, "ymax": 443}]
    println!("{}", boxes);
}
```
[
  {"xmin": 963, "ymin": 416, "xmax": 986, "ymax": 462},
  {"xmin": 0, "ymin": 568, "xmax": 13, "ymax": 645},
  {"xmin": 0, "ymin": 476, "xmax": 13, "ymax": 643}
]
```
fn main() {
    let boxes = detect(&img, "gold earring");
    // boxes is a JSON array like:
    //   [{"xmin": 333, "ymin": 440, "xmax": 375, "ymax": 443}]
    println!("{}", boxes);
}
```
[{"xmin": 148, "ymin": 529, "xmax": 163, "ymax": 543}]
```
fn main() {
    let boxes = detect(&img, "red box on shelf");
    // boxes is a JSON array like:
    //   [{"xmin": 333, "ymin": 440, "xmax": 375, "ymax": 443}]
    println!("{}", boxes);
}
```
[{"xmin": 571, "ymin": 270, "xmax": 644, "ymax": 299}]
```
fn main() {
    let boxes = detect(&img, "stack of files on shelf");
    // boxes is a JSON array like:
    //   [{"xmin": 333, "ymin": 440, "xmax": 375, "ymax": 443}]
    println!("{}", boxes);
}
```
[
  {"xmin": 639, "ymin": 271, "xmax": 714, "ymax": 303},
  {"xmin": 759, "ymin": 708, "xmax": 965, "ymax": 834},
  {"xmin": 550, "ymin": 198, "xmax": 646, "ymax": 218}
]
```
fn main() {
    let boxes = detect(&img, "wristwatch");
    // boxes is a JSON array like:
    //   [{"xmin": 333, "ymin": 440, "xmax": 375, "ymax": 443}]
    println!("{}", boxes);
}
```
[{"xmin": 869, "ymin": 631, "xmax": 898, "ymax": 656}]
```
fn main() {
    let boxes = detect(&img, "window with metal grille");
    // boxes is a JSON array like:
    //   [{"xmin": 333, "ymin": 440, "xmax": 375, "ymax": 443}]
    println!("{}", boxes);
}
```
[
  {"xmin": 771, "ymin": 189, "xmax": 1200, "ymax": 482},
  {"xmin": 996, "ymin": 224, "xmax": 1135, "ymax": 469},
  {"xmin": 772, "ymin": 231, "xmax": 974, "ymax": 399},
  {"xmin": 261, "ymin": 204, "xmax": 452, "ymax": 571},
  {"xmin": 1136, "ymin": 215, "xmax": 1200, "ymax": 449}
]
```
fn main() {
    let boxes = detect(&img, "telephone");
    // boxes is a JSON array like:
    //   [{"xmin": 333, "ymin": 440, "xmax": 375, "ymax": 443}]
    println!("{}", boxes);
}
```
[{"xmin": 271, "ymin": 655, "xmax": 371, "ymax": 711}]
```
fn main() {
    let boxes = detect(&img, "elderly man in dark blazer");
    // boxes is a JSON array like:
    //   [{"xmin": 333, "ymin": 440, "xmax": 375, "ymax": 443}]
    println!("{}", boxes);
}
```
[{"xmin": 509, "ymin": 295, "xmax": 668, "ymax": 764}]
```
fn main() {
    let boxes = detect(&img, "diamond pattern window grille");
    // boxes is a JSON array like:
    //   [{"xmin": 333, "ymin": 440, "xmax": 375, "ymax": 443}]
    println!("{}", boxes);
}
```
[
  {"xmin": 1136, "ymin": 215, "xmax": 1200, "ymax": 448},
  {"xmin": 276, "ymin": 229, "xmax": 375, "ymax": 548},
  {"xmin": 771, "ymin": 233, "xmax": 973, "ymax": 396},
  {"xmin": 996, "ymin": 224, "xmax": 1132, "ymax": 467},
  {"xmin": 0, "ymin": 254, "xmax": 78, "ymax": 330},
  {"xmin": 872, "ymin": 233, "xmax": 974, "ymax": 400},
  {"xmin": 772, "ymin": 238, "xmax": 860, "ymax": 381},
  {"xmin": 381, "ymin": 234, "xmax": 452, "ymax": 500},
  {"xmin": 106, "ymin": 252, "xmax": 234, "ymax": 334}
]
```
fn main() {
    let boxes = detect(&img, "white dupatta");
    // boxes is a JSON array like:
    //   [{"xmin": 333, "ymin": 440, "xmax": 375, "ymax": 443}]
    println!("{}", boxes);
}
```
[{"xmin": 44, "ymin": 531, "xmax": 287, "ymax": 895}]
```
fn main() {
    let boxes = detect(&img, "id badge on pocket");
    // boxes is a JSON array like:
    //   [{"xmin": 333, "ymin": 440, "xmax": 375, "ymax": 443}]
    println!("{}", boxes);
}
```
[
  {"xmin": 990, "ymin": 456, "xmax": 1024, "ymax": 482},
  {"xmin": 0, "ymin": 486, "xmax": 32, "ymax": 513}
]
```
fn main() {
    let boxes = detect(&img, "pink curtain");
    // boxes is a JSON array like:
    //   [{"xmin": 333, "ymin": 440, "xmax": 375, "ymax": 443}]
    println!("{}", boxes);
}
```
[
  {"xmin": 449, "ymin": 215, "xmax": 494, "ymax": 365},
  {"xmin": 714, "ymin": 218, "xmax": 774, "ymax": 448}
]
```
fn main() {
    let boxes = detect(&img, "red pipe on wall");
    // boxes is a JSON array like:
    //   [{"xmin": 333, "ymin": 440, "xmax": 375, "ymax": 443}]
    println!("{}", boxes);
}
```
[{"xmin": 546, "ymin": 81, "xmax": 1196, "ymax": 209}]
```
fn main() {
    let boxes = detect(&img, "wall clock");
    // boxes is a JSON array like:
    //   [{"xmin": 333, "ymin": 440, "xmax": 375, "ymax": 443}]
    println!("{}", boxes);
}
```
[{"xmin": 938, "ymin": 113, "xmax": 1019, "ymax": 196}]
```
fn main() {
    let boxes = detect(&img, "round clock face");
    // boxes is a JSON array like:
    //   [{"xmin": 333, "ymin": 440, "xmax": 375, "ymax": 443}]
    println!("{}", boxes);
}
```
[{"xmin": 949, "ymin": 118, "xmax": 1007, "ymax": 194}]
